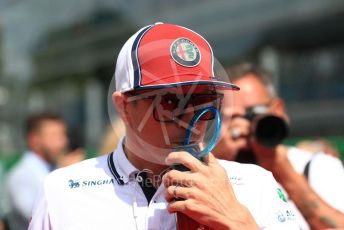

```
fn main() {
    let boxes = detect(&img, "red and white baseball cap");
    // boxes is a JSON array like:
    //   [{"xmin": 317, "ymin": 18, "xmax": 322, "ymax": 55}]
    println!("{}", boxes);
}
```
[{"xmin": 115, "ymin": 22, "xmax": 239, "ymax": 92}]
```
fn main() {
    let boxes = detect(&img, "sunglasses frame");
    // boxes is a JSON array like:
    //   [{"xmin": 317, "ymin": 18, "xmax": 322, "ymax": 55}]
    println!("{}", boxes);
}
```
[{"xmin": 126, "ymin": 92, "xmax": 224, "ymax": 123}]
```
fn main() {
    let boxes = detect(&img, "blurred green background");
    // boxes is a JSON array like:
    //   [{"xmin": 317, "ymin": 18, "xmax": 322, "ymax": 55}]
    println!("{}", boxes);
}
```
[{"xmin": 1, "ymin": 0, "xmax": 344, "ymax": 171}]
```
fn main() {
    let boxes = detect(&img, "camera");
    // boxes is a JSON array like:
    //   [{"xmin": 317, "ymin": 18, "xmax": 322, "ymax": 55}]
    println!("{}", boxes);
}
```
[{"xmin": 244, "ymin": 105, "xmax": 289, "ymax": 148}]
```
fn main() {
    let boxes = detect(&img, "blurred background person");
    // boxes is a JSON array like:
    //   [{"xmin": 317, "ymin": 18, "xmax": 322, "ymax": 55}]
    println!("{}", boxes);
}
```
[
  {"xmin": 213, "ymin": 63, "xmax": 344, "ymax": 229},
  {"xmin": 3, "ymin": 112, "xmax": 68, "ymax": 230}
]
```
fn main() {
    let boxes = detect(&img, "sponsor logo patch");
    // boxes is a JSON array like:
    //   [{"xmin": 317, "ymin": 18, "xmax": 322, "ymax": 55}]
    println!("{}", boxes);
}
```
[
  {"xmin": 68, "ymin": 178, "xmax": 114, "ymax": 189},
  {"xmin": 276, "ymin": 209, "xmax": 296, "ymax": 222},
  {"xmin": 277, "ymin": 187, "xmax": 287, "ymax": 202},
  {"xmin": 229, "ymin": 176, "xmax": 244, "ymax": 185},
  {"xmin": 277, "ymin": 211, "xmax": 286, "ymax": 222},
  {"xmin": 170, "ymin": 38, "xmax": 201, "ymax": 67}
]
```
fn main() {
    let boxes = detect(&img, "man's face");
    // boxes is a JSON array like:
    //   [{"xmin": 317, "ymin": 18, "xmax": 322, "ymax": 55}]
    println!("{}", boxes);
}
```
[
  {"xmin": 33, "ymin": 120, "xmax": 68, "ymax": 164},
  {"xmin": 231, "ymin": 74, "xmax": 273, "ymax": 113},
  {"xmin": 214, "ymin": 74, "xmax": 280, "ymax": 160},
  {"xmin": 123, "ymin": 86, "xmax": 223, "ymax": 165}
]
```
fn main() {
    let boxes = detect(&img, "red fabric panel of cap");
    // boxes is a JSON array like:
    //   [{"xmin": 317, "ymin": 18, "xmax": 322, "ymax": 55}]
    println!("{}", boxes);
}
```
[{"xmin": 137, "ymin": 24, "xmax": 213, "ymax": 87}]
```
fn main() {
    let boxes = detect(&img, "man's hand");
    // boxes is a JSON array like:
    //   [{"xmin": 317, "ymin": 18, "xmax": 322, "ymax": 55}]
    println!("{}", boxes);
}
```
[
  {"xmin": 163, "ymin": 151, "xmax": 259, "ymax": 230},
  {"xmin": 250, "ymin": 142, "xmax": 285, "ymax": 172},
  {"xmin": 215, "ymin": 115, "xmax": 251, "ymax": 161}
]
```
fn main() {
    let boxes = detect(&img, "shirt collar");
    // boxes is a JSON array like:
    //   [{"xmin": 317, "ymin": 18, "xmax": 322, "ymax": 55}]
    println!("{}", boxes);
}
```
[{"xmin": 109, "ymin": 137, "xmax": 139, "ymax": 185}]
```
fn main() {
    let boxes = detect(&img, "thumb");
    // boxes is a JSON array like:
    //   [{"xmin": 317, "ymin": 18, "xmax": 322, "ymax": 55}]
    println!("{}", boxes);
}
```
[{"xmin": 204, "ymin": 152, "xmax": 218, "ymax": 165}]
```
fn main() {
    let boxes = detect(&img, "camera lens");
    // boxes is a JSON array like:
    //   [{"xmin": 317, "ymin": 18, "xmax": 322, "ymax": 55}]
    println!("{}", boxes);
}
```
[{"xmin": 254, "ymin": 115, "xmax": 289, "ymax": 148}]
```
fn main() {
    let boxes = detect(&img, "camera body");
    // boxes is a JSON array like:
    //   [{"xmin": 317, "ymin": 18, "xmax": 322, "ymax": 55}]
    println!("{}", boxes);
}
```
[{"xmin": 244, "ymin": 105, "xmax": 289, "ymax": 148}]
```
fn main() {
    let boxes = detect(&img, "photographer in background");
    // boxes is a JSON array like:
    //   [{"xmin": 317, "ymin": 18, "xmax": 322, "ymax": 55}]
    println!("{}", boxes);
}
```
[{"xmin": 212, "ymin": 63, "xmax": 344, "ymax": 230}]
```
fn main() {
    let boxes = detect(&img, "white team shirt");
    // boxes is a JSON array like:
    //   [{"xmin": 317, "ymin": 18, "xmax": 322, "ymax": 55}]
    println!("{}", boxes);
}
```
[
  {"xmin": 29, "ymin": 139, "xmax": 300, "ymax": 229},
  {"xmin": 287, "ymin": 147, "xmax": 344, "ymax": 230}
]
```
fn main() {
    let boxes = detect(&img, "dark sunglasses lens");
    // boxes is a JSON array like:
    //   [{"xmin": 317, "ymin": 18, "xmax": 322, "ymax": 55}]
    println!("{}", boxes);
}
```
[
  {"xmin": 193, "ymin": 94, "xmax": 222, "ymax": 120},
  {"xmin": 154, "ymin": 94, "xmax": 222, "ymax": 122},
  {"xmin": 160, "ymin": 94, "xmax": 179, "ymax": 110},
  {"xmin": 154, "ymin": 94, "xmax": 180, "ymax": 122}
]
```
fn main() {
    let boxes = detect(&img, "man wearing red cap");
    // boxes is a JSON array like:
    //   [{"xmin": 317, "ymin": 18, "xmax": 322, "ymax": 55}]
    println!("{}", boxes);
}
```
[{"xmin": 29, "ymin": 23, "xmax": 299, "ymax": 229}]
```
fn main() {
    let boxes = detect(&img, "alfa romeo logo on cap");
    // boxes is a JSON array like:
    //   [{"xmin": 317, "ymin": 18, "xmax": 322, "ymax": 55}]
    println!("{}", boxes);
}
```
[{"xmin": 170, "ymin": 38, "xmax": 201, "ymax": 67}]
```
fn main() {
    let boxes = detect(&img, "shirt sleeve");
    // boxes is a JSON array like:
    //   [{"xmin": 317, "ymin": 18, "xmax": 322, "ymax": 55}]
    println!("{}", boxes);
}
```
[
  {"xmin": 28, "ymin": 184, "xmax": 52, "ymax": 230},
  {"xmin": 260, "ymin": 172, "xmax": 301, "ymax": 229}
]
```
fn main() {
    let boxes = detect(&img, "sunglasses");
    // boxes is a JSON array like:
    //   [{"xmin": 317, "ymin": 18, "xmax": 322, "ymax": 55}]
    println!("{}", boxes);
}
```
[{"xmin": 127, "ymin": 92, "xmax": 223, "ymax": 122}]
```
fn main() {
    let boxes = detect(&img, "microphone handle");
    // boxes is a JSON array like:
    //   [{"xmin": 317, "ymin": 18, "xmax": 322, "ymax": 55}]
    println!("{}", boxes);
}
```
[{"xmin": 177, "ymin": 212, "xmax": 212, "ymax": 230}]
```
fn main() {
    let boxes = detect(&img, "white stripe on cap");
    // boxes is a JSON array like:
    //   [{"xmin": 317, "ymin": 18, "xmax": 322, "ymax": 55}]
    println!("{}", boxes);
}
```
[{"xmin": 115, "ymin": 24, "xmax": 153, "ymax": 92}]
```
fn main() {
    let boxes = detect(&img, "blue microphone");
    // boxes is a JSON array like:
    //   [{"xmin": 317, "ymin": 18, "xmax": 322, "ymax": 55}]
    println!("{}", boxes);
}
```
[{"xmin": 173, "ymin": 106, "xmax": 221, "ymax": 171}]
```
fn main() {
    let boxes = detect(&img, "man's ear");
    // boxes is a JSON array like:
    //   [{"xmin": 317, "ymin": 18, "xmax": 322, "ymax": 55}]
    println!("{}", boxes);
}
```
[
  {"xmin": 112, "ymin": 91, "xmax": 131, "ymax": 126},
  {"xmin": 271, "ymin": 97, "xmax": 289, "ymax": 121}
]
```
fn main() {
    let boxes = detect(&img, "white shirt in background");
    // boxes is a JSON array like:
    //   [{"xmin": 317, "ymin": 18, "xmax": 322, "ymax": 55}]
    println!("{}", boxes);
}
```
[
  {"xmin": 286, "ymin": 147, "xmax": 344, "ymax": 230},
  {"xmin": 5, "ymin": 151, "xmax": 51, "ymax": 230}
]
